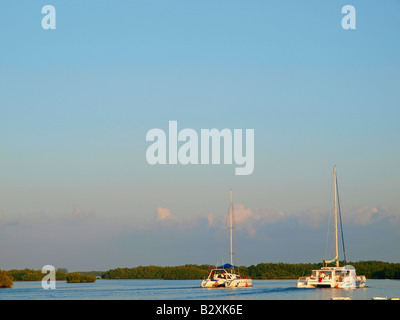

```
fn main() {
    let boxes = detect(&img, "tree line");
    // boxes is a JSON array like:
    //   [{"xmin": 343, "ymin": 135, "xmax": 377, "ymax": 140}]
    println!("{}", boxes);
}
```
[
  {"xmin": 104, "ymin": 261, "xmax": 400, "ymax": 280},
  {"xmin": 2, "ymin": 269, "xmax": 96, "ymax": 283},
  {"xmin": 66, "ymin": 273, "xmax": 96, "ymax": 283},
  {"xmin": 104, "ymin": 264, "xmax": 210, "ymax": 280},
  {"xmin": 2, "ymin": 261, "xmax": 399, "ymax": 284}
]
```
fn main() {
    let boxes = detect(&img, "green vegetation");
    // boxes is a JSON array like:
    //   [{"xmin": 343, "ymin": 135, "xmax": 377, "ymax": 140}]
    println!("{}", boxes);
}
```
[
  {"xmin": 104, "ymin": 261, "xmax": 400, "ymax": 280},
  {"xmin": 0, "ymin": 270, "xmax": 13, "ymax": 288},
  {"xmin": 243, "ymin": 261, "xmax": 400, "ymax": 279},
  {"xmin": 3, "ymin": 261, "xmax": 399, "ymax": 282},
  {"xmin": 244, "ymin": 262, "xmax": 321, "ymax": 279},
  {"xmin": 350, "ymin": 261, "xmax": 400, "ymax": 279},
  {"xmin": 104, "ymin": 264, "xmax": 210, "ymax": 280},
  {"xmin": 66, "ymin": 273, "xmax": 96, "ymax": 283},
  {"xmin": 5, "ymin": 269, "xmax": 95, "ymax": 283},
  {"xmin": 74, "ymin": 271, "xmax": 105, "ymax": 278},
  {"xmin": 7, "ymin": 269, "xmax": 68, "ymax": 281}
]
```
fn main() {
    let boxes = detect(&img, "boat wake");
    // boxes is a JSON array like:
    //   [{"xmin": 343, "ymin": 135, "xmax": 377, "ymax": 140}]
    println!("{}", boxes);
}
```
[{"xmin": 194, "ymin": 285, "xmax": 299, "ymax": 300}]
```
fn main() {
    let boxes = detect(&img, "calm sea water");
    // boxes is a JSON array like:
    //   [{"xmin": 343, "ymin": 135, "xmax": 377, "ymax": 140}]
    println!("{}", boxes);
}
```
[{"xmin": 0, "ymin": 279, "xmax": 399, "ymax": 300}]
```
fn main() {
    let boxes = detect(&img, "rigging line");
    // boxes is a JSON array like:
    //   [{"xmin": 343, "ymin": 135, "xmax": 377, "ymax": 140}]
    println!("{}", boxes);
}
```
[
  {"xmin": 324, "ymin": 174, "xmax": 334, "ymax": 264},
  {"xmin": 223, "ymin": 202, "xmax": 236, "ymax": 265},
  {"xmin": 223, "ymin": 204, "xmax": 230, "ymax": 262},
  {"xmin": 336, "ymin": 174, "xmax": 347, "ymax": 265},
  {"xmin": 232, "ymin": 203, "xmax": 238, "ymax": 271},
  {"xmin": 233, "ymin": 204, "xmax": 239, "ymax": 274}
]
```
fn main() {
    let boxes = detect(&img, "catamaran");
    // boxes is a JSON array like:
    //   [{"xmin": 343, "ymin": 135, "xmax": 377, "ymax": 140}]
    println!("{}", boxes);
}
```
[
  {"xmin": 297, "ymin": 166, "xmax": 366, "ymax": 289},
  {"xmin": 201, "ymin": 189, "xmax": 252, "ymax": 288}
]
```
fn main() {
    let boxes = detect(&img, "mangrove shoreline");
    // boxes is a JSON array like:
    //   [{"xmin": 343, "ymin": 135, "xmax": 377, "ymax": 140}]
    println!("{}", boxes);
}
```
[{"xmin": 2, "ymin": 261, "xmax": 399, "ymax": 284}]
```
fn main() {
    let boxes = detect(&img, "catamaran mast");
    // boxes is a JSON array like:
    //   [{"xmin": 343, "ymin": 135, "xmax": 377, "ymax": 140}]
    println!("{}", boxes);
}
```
[
  {"xmin": 333, "ymin": 166, "xmax": 339, "ymax": 267},
  {"xmin": 325, "ymin": 166, "xmax": 340, "ymax": 267},
  {"xmin": 230, "ymin": 189, "xmax": 233, "ymax": 268}
]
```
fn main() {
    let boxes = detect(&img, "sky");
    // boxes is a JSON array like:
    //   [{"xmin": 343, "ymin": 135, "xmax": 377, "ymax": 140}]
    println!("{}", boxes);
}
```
[{"xmin": 0, "ymin": 0, "xmax": 399, "ymax": 271}]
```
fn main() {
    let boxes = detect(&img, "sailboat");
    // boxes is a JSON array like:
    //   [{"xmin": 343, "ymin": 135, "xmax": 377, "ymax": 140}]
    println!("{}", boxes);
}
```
[
  {"xmin": 201, "ymin": 189, "xmax": 252, "ymax": 288},
  {"xmin": 297, "ymin": 166, "xmax": 366, "ymax": 289}
]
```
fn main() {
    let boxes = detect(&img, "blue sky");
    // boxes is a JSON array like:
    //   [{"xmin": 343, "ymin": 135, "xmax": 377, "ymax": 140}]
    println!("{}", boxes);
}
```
[{"xmin": 0, "ymin": 1, "xmax": 399, "ymax": 271}]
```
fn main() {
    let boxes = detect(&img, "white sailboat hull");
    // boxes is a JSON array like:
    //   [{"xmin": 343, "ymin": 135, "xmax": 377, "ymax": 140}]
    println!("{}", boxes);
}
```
[
  {"xmin": 200, "ymin": 269, "xmax": 252, "ymax": 288},
  {"xmin": 225, "ymin": 278, "xmax": 252, "ymax": 288},
  {"xmin": 201, "ymin": 278, "xmax": 252, "ymax": 288},
  {"xmin": 297, "ymin": 277, "xmax": 366, "ymax": 289},
  {"xmin": 201, "ymin": 279, "xmax": 226, "ymax": 288},
  {"xmin": 296, "ymin": 266, "xmax": 366, "ymax": 289}
]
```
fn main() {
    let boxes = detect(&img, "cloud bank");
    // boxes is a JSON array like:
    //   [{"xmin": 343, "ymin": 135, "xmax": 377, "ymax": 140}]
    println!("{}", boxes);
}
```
[{"xmin": 0, "ymin": 203, "xmax": 398, "ymax": 271}]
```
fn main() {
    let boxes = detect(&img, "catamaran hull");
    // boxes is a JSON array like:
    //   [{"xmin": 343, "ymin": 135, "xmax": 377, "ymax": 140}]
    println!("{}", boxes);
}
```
[
  {"xmin": 297, "ymin": 278, "xmax": 335, "ymax": 288},
  {"xmin": 297, "ymin": 282, "xmax": 366, "ymax": 289},
  {"xmin": 201, "ymin": 279, "xmax": 252, "ymax": 288},
  {"xmin": 297, "ymin": 276, "xmax": 366, "ymax": 289},
  {"xmin": 201, "ymin": 280, "xmax": 226, "ymax": 288},
  {"xmin": 225, "ymin": 279, "xmax": 252, "ymax": 288}
]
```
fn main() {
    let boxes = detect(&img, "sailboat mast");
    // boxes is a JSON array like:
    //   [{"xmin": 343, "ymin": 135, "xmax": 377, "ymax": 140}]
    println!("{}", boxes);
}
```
[
  {"xmin": 333, "ymin": 166, "xmax": 339, "ymax": 267},
  {"xmin": 230, "ymin": 189, "xmax": 233, "ymax": 267}
]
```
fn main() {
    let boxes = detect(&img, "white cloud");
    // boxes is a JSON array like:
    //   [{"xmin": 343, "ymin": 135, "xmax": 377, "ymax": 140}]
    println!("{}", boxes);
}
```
[
  {"xmin": 231, "ymin": 204, "xmax": 289, "ymax": 236},
  {"xmin": 344, "ymin": 204, "xmax": 399, "ymax": 226},
  {"xmin": 156, "ymin": 207, "xmax": 177, "ymax": 221},
  {"xmin": 1, "ymin": 203, "xmax": 398, "ymax": 270},
  {"xmin": 207, "ymin": 213, "xmax": 214, "ymax": 227}
]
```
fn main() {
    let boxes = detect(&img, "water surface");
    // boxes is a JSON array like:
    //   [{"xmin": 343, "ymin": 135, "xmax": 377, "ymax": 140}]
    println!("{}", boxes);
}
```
[{"xmin": 0, "ymin": 279, "xmax": 399, "ymax": 300}]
